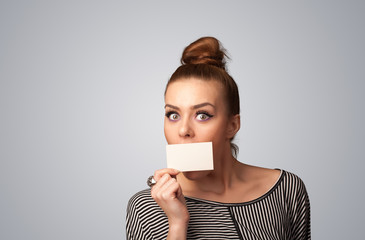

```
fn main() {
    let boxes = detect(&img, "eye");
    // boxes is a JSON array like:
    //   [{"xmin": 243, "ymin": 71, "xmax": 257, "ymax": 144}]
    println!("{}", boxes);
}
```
[
  {"xmin": 196, "ymin": 111, "xmax": 213, "ymax": 121},
  {"xmin": 165, "ymin": 111, "xmax": 180, "ymax": 121}
]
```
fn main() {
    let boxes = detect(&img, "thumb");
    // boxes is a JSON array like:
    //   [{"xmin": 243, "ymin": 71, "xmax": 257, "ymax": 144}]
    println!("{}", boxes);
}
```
[{"xmin": 176, "ymin": 185, "xmax": 186, "ymax": 203}]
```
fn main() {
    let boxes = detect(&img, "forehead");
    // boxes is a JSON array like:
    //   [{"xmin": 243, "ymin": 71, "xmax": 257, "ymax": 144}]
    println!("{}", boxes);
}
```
[{"xmin": 165, "ymin": 78, "xmax": 225, "ymax": 106}]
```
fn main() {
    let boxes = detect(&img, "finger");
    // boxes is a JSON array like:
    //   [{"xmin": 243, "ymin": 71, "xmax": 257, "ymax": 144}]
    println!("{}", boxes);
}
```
[
  {"xmin": 151, "ymin": 173, "xmax": 170, "ymax": 194},
  {"xmin": 159, "ymin": 178, "xmax": 181, "ymax": 201},
  {"xmin": 151, "ymin": 173, "xmax": 177, "ymax": 199},
  {"xmin": 153, "ymin": 173, "xmax": 170, "ymax": 190},
  {"xmin": 154, "ymin": 168, "xmax": 180, "ymax": 181},
  {"xmin": 152, "ymin": 175, "xmax": 179, "ymax": 200},
  {"xmin": 176, "ymin": 185, "xmax": 186, "ymax": 203},
  {"xmin": 159, "ymin": 177, "xmax": 178, "ymax": 194}
]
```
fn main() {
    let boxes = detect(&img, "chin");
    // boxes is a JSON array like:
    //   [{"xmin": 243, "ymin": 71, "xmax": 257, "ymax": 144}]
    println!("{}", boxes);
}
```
[{"xmin": 183, "ymin": 170, "xmax": 211, "ymax": 180}]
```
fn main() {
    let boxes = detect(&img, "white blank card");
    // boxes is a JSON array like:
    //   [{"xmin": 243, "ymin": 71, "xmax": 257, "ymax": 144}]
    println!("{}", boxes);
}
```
[{"xmin": 166, "ymin": 142, "xmax": 214, "ymax": 172}]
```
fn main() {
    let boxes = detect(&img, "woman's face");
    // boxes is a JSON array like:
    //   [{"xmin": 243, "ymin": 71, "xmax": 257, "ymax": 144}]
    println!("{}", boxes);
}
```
[{"xmin": 164, "ymin": 78, "xmax": 232, "ymax": 167}]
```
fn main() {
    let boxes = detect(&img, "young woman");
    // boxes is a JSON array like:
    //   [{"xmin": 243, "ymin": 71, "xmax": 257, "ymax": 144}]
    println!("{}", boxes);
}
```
[{"xmin": 126, "ymin": 37, "xmax": 310, "ymax": 239}]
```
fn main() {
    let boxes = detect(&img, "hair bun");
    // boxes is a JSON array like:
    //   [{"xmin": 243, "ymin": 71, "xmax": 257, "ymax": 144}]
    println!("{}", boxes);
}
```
[{"xmin": 181, "ymin": 37, "xmax": 228, "ymax": 70}]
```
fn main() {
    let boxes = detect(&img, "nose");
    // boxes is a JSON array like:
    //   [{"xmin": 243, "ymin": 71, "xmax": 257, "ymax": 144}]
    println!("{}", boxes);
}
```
[{"xmin": 178, "ymin": 118, "xmax": 194, "ymax": 138}]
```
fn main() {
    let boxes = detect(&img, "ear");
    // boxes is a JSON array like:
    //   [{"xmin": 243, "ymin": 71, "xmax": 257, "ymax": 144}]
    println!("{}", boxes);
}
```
[{"xmin": 226, "ymin": 114, "xmax": 240, "ymax": 139}]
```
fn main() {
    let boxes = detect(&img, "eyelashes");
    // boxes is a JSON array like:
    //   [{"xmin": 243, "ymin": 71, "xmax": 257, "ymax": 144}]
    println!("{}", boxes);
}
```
[
  {"xmin": 196, "ymin": 111, "xmax": 213, "ymax": 121},
  {"xmin": 165, "ymin": 110, "xmax": 214, "ymax": 122},
  {"xmin": 165, "ymin": 111, "xmax": 180, "ymax": 121}
]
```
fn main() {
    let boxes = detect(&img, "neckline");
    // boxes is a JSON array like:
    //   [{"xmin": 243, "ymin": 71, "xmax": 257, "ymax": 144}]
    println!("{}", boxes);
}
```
[{"xmin": 184, "ymin": 169, "xmax": 284, "ymax": 206}]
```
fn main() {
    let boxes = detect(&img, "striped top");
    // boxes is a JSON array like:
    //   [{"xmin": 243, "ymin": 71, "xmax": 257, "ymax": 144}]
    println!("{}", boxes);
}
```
[{"xmin": 126, "ymin": 170, "xmax": 310, "ymax": 239}]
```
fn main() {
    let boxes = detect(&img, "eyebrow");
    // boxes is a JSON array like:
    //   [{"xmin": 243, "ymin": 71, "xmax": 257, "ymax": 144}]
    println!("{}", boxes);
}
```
[{"xmin": 164, "ymin": 102, "xmax": 216, "ymax": 110}]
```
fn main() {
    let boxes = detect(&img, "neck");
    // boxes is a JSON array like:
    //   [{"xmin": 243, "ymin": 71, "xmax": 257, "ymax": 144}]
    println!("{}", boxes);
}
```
[{"xmin": 178, "ymin": 147, "xmax": 242, "ymax": 196}]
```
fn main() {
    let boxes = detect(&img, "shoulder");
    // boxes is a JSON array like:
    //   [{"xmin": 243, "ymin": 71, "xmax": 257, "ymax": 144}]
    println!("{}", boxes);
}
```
[
  {"xmin": 280, "ymin": 170, "xmax": 309, "ymax": 195},
  {"xmin": 238, "ymin": 164, "xmax": 310, "ymax": 205},
  {"xmin": 239, "ymin": 164, "xmax": 282, "ymax": 193},
  {"xmin": 241, "ymin": 164, "xmax": 308, "ymax": 195},
  {"xmin": 127, "ymin": 188, "xmax": 167, "ymax": 221},
  {"xmin": 280, "ymin": 170, "xmax": 311, "ymax": 238},
  {"xmin": 127, "ymin": 188, "xmax": 158, "ymax": 214},
  {"xmin": 126, "ymin": 189, "xmax": 169, "ymax": 239},
  {"xmin": 276, "ymin": 170, "xmax": 310, "ymax": 216},
  {"xmin": 127, "ymin": 189, "xmax": 152, "ymax": 207}
]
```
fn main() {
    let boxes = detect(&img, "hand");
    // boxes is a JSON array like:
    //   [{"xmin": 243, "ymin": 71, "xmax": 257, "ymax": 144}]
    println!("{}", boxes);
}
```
[{"xmin": 151, "ymin": 168, "xmax": 190, "ymax": 227}]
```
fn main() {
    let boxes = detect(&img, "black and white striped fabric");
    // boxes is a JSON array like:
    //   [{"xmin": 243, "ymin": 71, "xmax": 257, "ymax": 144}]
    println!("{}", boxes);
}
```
[{"xmin": 126, "ymin": 170, "xmax": 310, "ymax": 239}]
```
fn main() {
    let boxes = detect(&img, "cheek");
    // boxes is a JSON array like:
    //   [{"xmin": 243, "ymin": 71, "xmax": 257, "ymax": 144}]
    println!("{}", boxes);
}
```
[
  {"xmin": 164, "ymin": 121, "xmax": 175, "ymax": 143},
  {"xmin": 199, "ymin": 121, "xmax": 227, "ymax": 140},
  {"xmin": 164, "ymin": 123, "xmax": 170, "ymax": 140}
]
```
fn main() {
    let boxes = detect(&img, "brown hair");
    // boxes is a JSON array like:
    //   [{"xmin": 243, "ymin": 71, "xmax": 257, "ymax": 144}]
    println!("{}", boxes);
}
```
[{"xmin": 165, "ymin": 37, "xmax": 240, "ymax": 156}]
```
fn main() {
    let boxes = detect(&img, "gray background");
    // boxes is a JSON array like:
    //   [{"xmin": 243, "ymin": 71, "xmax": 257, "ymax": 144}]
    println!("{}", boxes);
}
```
[{"xmin": 1, "ymin": 1, "xmax": 364, "ymax": 239}]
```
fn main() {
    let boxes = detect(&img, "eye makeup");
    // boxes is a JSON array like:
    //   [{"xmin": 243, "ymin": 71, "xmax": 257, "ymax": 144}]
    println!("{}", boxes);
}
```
[
  {"xmin": 165, "ymin": 111, "xmax": 180, "ymax": 121},
  {"xmin": 196, "ymin": 110, "xmax": 214, "ymax": 121},
  {"xmin": 164, "ymin": 109, "xmax": 214, "ymax": 122}
]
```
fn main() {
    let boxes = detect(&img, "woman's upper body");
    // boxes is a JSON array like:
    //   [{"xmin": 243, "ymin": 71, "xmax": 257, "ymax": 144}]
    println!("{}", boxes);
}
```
[
  {"xmin": 126, "ymin": 37, "xmax": 311, "ymax": 239},
  {"xmin": 126, "ymin": 169, "xmax": 310, "ymax": 239}
]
